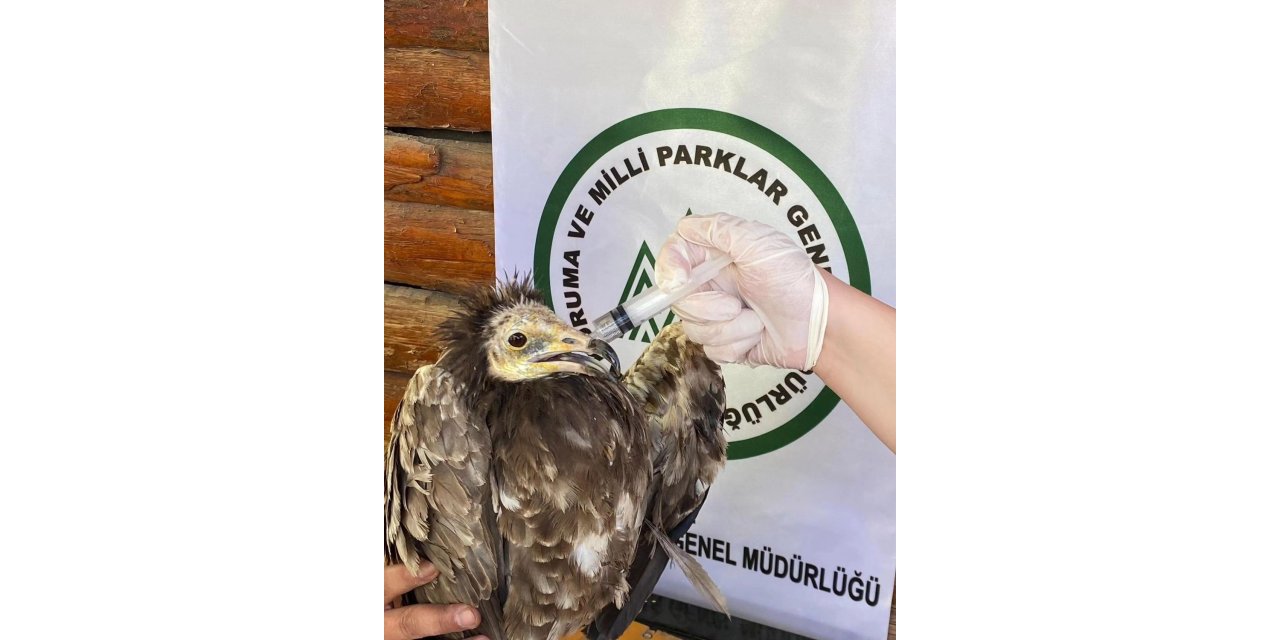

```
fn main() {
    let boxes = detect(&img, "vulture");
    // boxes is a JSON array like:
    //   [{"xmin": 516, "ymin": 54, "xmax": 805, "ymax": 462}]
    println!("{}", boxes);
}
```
[{"xmin": 385, "ymin": 277, "xmax": 728, "ymax": 640}]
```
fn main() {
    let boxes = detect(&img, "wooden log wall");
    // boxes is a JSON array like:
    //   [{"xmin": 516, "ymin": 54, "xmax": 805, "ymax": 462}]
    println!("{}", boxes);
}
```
[
  {"xmin": 382, "ymin": 2, "xmax": 893, "ymax": 635},
  {"xmin": 383, "ymin": 0, "xmax": 492, "ymax": 443}
]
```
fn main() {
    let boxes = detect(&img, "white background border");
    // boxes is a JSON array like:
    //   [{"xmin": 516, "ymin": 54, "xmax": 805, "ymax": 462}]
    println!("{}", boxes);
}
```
[{"xmin": 1, "ymin": 2, "xmax": 1278, "ymax": 638}]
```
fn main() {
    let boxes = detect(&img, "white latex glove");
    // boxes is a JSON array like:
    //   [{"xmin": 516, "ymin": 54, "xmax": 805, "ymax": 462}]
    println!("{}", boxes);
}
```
[{"xmin": 656, "ymin": 212, "xmax": 829, "ymax": 370}]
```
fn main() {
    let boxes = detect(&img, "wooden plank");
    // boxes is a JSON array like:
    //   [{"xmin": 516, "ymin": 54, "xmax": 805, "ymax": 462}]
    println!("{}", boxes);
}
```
[
  {"xmin": 384, "ymin": 284, "xmax": 457, "ymax": 375},
  {"xmin": 888, "ymin": 590, "xmax": 896, "ymax": 640},
  {"xmin": 384, "ymin": 370, "xmax": 413, "ymax": 446},
  {"xmin": 384, "ymin": 132, "xmax": 440, "ymax": 190},
  {"xmin": 384, "ymin": 132, "xmax": 494, "ymax": 210},
  {"xmin": 385, "ymin": 48, "xmax": 490, "ymax": 130},
  {"xmin": 387, "ymin": 256, "xmax": 494, "ymax": 296},
  {"xmin": 385, "ymin": 0, "xmax": 489, "ymax": 50},
  {"xmin": 385, "ymin": 201, "xmax": 495, "ymax": 294}
]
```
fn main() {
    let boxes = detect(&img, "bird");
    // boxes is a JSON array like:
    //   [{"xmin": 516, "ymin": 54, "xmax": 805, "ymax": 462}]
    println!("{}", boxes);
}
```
[
  {"xmin": 624, "ymin": 321, "xmax": 728, "ymax": 536},
  {"xmin": 385, "ymin": 276, "xmax": 728, "ymax": 640},
  {"xmin": 588, "ymin": 322, "xmax": 729, "ymax": 639}
]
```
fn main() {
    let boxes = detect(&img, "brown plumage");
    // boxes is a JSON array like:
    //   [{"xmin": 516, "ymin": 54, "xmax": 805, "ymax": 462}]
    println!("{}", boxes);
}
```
[
  {"xmin": 625, "ymin": 323, "xmax": 728, "ymax": 532},
  {"xmin": 588, "ymin": 324, "xmax": 730, "ymax": 638},
  {"xmin": 385, "ymin": 278, "xmax": 727, "ymax": 640}
]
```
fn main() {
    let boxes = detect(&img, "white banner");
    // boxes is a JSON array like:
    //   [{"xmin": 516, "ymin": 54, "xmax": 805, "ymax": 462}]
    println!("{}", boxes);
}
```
[{"xmin": 488, "ymin": 2, "xmax": 895, "ymax": 638}]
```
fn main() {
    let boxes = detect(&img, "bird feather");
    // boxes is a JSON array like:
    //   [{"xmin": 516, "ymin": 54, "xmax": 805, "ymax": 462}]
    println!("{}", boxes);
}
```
[{"xmin": 646, "ymin": 521, "xmax": 731, "ymax": 618}]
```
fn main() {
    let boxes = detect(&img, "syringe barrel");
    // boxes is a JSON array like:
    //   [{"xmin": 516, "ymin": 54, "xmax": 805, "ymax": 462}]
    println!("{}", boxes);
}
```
[
  {"xmin": 619, "ymin": 287, "xmax": 671, "ymax": 327},
  {"xmin": 588, "ymin": 250, "xmax": 733, "ymax": 342},
  {"xmin": 591, "ymin": 309, "xmax": 627, "ymax": 342}
]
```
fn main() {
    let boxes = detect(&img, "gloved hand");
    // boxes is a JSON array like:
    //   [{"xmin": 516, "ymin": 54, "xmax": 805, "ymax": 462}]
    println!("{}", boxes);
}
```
[{"xmin": 655, "ymin": 212, "xmax": 829, "ymax": 370}]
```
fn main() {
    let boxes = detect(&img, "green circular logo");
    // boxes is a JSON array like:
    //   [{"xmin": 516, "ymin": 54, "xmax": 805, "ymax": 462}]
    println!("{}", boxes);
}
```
[{"xmin": 535, "ymin": 108, "xmax": 870, "ymax": 459}]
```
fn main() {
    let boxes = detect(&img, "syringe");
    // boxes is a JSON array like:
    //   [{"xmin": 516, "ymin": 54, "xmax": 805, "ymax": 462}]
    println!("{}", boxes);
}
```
[{"xmin": 589, "ymin": 251, "xmax": 734, "ymax": 342}]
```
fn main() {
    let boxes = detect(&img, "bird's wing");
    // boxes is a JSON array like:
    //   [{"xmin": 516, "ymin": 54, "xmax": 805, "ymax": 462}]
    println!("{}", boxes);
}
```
[
  {"xmin": 385, "ymin": 363, "xmax": 504, "ymax": 638},
  {"xmin": 588, "ymin": 323, "xmax": 730, "ymax": 639},
  {"xmin": 623, "ymin": 322, "xmax": 727, "ymax": 529}
]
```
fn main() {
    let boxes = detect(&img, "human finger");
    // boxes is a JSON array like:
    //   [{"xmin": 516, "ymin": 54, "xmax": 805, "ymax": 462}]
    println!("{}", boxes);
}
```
[
  {"xmin": 672, "ymin": 291, "xmax": 743, "ymax": 324},
  {"xmin": 681, "ymin": 307, "xmax": 763, "ymax": 348},
  {"xmin": 656, "ymin": 234, "xmax": 710, "ymax": 291},
  {"xmin": 676, "ymin": 212, "xmax": 777, "ymax": 262},
  {"xmin": 705, "ymin": 336, "xmax": 758, "ymax": 364},
  {"xmin": 384, "ymin": 563, "xmax": 439, "ymax": 605},
  {"xmin": 384, "ymin": 603, "xmax": 481, "ymax": 640}
]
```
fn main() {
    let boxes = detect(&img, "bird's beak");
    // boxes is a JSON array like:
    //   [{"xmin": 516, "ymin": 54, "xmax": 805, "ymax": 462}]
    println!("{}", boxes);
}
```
[
  {"xmin": 530, "ymin": 333, "xmax": 622, "ymax": 379},
  {"xmin": 588, "ymin": 338, "xmax": 622, "ymax": 379}
]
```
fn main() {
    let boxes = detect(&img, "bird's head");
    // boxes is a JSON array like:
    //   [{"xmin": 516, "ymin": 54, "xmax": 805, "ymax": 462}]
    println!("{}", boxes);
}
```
[
  {"xmin": 438, "ymin": 276, "xmax": 621, "ymax": 383},
  {"xmin": 483, "ymin": 304, "xmax": 620, "ymax": 381}
]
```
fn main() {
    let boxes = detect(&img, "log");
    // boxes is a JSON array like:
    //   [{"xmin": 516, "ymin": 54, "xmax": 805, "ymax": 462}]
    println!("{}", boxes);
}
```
[
  {"xmin": 386, "ymin": 257, "xmax": 494, "ymax": 296},
  {"xmin": 888, "ymin": 590, "xmax": 896, "ymax": 640},
  {"xmin": 384, "ymin": 284, "xmax": 458, "ymax": 374},
  {"xmin": 384, "ymin": 370, "xmax": 413, "ymax": 446},
  {"xmin": 385, "ymin": 201, "xmax": 495, "ymax": 294},
  {"xmin": 385, "ymin": 48, "xmax": 490, "ymax": 130},
  {"xmin": 384, "ymin": 132, "xmax": 439, "ymax": 189},
  {"xmin": 384, "ymin": 132, "xmax": 494, "ymax": 210},
  {"xmin": 385, "ymin": 0, "xmax": 489, "ymax": 50}
]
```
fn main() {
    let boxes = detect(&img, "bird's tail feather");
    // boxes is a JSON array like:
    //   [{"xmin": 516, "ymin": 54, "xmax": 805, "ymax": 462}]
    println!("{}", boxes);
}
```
[{"xmin": 645, "ymin": 521, "xmax": 731, "ymax": 618}]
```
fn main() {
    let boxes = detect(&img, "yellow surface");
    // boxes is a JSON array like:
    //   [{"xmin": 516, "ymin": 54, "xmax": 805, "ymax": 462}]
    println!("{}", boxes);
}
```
[{"xmin": 563, "ymin": 623, "xmax": 685, "ymax": 640}]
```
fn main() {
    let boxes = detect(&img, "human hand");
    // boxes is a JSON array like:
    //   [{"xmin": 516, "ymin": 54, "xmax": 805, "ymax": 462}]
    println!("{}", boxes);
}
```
[
  {"xmin": 385, "ymin": 563, "xmax": 487, "ymax": 640},
  {"xmin": 656, "ymin": 212, "xmax": 829, "ymax": 370}
]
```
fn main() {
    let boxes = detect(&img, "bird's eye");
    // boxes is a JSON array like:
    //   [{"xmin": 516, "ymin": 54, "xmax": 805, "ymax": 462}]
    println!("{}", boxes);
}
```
[{"xmin": 507, "ymin": 332, "xmax": 527, "ymax": 348}]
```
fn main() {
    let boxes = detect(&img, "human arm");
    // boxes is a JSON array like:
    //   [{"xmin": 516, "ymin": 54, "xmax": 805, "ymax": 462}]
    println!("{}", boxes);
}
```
[
  {"xmin": 655, "ymin": 212, "xmax": 895, "ymax": 452},
  {"xmin": 811, "ymin": 269, "xmax": 895, "ymax": 452},
  {"xmin": 384, "ymin": 563, "xmax": 486, "ymax": 640}
]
